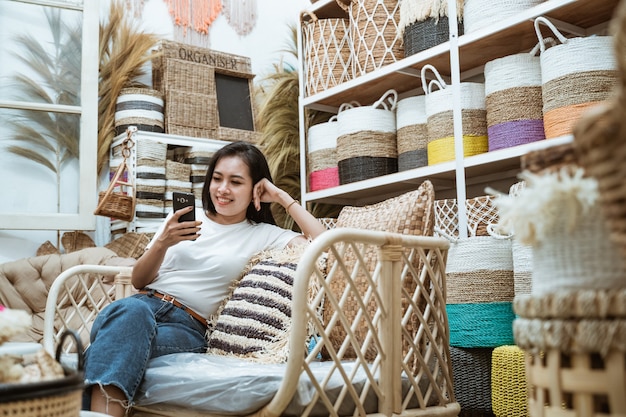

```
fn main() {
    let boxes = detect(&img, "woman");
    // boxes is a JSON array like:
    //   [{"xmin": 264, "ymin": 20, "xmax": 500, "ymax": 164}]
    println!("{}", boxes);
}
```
[{"xmin": 84, "ymin": 141, "xmax": 326, "ymax": 416}]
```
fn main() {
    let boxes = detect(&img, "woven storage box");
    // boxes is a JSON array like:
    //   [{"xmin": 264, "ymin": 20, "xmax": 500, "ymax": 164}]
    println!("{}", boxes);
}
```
[
  {"xmin": 350, "ymin": 0, "xmax": 403, "ymax": 76},
  {"xmin": 464, "ymin": 0, "xmax": 543, "ymax": 34},
  {"xmin": 336, "ymin": 89, "xmax": 398, "ymax": 184},
  {"xmin": 484, "ymin": 48, "xmax": 545, "ymax": 151},
  {"xmin": 396, "ymin": 95, "xmax": 428, "ymax": 170},
  {"xmin": 450, "ymin": 346, "xmax": 495, "ymax": 417},
  {"xmin": 399, "ymin": 0, "xmax": 464, "ymax": 57},
  {"xmin": 152, "ymin": 58, "xmax": 216, "ymax": 96},
  {"xmin": 301, "ymin": 11, "xmax": 352, "ymax": 97},
  {"xmin": 534, "ymin": 17, "xmax": 618, "ymax": 139},
  {"xmin": 421, "ymin": 64, "xmax": 488, "ymax": 165},
  {"xmin": 114, "ymin": 88, "xmax": 164, "ymax": 136},
  {"xmin": 491, "ymin": 345, "xmax": 528, "ymax": 417},
  {"xmin": 307, "ymin": 116, "xmax": 340, "ymax": 191},
  {"xmin": 164, "ymin": 90, "xmax": 218, "ymax": 138}
]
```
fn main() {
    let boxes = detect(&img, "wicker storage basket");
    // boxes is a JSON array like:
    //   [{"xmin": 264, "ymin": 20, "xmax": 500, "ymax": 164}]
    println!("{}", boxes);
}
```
[
  {"xmin": 336, "ymin": 90, "xmax": 398, "ymax": 184},
  {"xmin": 534, "ymin": 16, "xmax": 618, "ymax": 139},
  {"xmin": 449, "ymin": 346, "xmax": 495, "ymax": 416},
  {"xmin": 152, "ymin": 59, "xmax": 216, "ymax": 96},
  {"xmin": 114, "ymin": 88, "xmax": 164, "ymax": 136},
  {"xmin": 508, "ymin": 182, "xmax": 532, "ymax": 296},
  {"xmin": 399, "ymin": 0, "xmax": 463, "ymax": 57},
  {"xmin": 484, "ymin": 48, "xmax": 545, "ymax": 151},
  {"xmin": 464, "ymin": 0, "xmax": 543, "ymax": 34},
  {"xmin": 421, "ymin": 64, "xmax": 488, "ymax": 165},
  {"xmin": 350, "ymin": 0, "xmax": 402, "ymax": 76},
  {"xmin": 307, "ymin": 116, "xmax": 340, "ymax": 191},
  {"xmin": 301, "ymin": 11, "xmax": 352, "ymax": 97},
  {"xmin": 396, "ymin": 95, "xmax": 428, "ymax": 170},
  {"xmin": 434, "ymin": 195, "xmax": 500, "ymax": 239},
  {"xmin": 164, "ymin": 90, "xmax": 218, "ymax": 138}
]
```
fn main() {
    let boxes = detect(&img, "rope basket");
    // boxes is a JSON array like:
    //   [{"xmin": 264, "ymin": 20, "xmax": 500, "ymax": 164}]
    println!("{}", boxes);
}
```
[
  {"xmin": 115, "ymin": 88, "xmax": 164, "ymax": 136},
  {"xmin": 508, "ymin": 182, "xmax": 532, "ymax": 296},
  {"xmin": 534, "ymin": 17, "xmax": 618, "ymax": 139},
  {"xmin": 491, "ymin": 345, "xmax": 527, "ymax": 417},
  {"xmin": 307, "ymin": 116, "xmax": 340, "ymax": 191},
  {"xmin": 573, "ymin": 0, "xmax": 626, "ymax": 262},
  {"xmin": 464, "ymin": 0, "xmax": 542, "ymax": 33},
  {"xmin": 484, "ymin": 47, "xmax": 545, "ymax": 151},
  {"xmin": 399, "ymin": 0, "xmax": 464, "ymax": 57},
  {"xmin": 449, "ymin": 346, "xmax": 494, "ymax": 416},
  {"xmin": 350, "ymin": 0, "xmax": 403, "ymax": 76},
  {"xmin": 396, "ymin": 95, "xmax": 428, "ymax": 170},
  {"xmin": 336, "ymin": 90, "xmax": 398, "ymax": 184},
  {"xmin": 301, "ymin": 12, "xmax": 352, "ymax": 97},
  {"xmin": 421, "ymin": 64, "xmax": 488, "ymax": 165}
]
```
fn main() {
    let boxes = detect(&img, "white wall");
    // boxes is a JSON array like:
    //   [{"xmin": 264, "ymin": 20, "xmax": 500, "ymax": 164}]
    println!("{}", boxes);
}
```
[{"xmin": 0, "ymin": 0, "xmax": 310, "ymax": 263}]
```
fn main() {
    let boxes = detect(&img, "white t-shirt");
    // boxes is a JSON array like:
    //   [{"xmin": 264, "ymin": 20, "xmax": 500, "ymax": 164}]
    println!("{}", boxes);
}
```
[{"xmin": 144, "ymin": 207, "xmax": 299, "ymax": 319}]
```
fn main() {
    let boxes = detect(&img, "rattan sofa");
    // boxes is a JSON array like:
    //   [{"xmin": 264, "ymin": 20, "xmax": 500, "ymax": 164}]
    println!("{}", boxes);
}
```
[{"xmin": 43, "ymin": 227, "xmax": 460, "ymax": 417}]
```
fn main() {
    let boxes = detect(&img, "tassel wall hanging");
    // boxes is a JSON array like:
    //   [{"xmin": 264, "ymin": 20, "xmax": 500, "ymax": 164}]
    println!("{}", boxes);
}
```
[
  {"xmin": 222, "ymin": 0, "xmax": 258, "ymax": 36},
  {"xmin": 164, "ymin": 0, "xmax": 223, "ymax": 48}
]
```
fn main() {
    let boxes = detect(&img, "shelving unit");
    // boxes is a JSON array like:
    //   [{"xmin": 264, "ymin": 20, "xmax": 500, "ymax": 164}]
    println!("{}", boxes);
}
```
[{"xmin": 297, "ymin": 0, "xmax": 619, "ymax": 238}]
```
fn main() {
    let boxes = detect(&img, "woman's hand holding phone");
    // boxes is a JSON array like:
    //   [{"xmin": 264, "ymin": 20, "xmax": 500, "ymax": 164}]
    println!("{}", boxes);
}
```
[{"xmin": 172, "ymin": 192, "xmax": 200, "ymax": 239}]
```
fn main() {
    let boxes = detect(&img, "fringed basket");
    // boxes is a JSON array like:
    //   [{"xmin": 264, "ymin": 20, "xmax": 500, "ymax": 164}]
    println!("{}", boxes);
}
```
[
  {"xmin": 399, "ymin": 0, "xmax": 464, "ymax": 57},
  {"xmin": 421, "ymin": 64, "xmax": 488, "ymax": 165},
  {"xmin": 115, "ymin": 88, "xmax": 164, "ymax": 136},
  {"xmin": 396, "ymin": 95, "xmax": 428, "ymax": 170},
  {"xmin": 301, "ymin": 11, "xmax": 352, "ymax": 96},
  {"xmin": 573, "ymin": 0, "xmax": 626, "ymax": 261},
  {"xmin": 484, "ymin": 45, "xmax": 545, "ymax": 151},
  {"xmin": 336, "ymin": 90, "xmax": 398, "ymax": 184},
  {"xmin": 350, "ymin": 0, "xmax": 403, "ymax": 76},
  {"xmin": 307, "ymin": 116, "xmax": 340, "ymax": 191},
  {"xmin": 464, "ymin": 0, "xmax": 543, "ymax": 33},
  {"xmin": 534, "ymin": 16, "xmax": 618, "ymax": 139}
]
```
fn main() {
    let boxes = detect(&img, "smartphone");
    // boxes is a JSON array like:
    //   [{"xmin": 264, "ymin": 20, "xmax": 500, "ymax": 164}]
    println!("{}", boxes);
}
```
[{"xmin": 172, "ymin": 192, "xmax": 196, "ymax": 223}]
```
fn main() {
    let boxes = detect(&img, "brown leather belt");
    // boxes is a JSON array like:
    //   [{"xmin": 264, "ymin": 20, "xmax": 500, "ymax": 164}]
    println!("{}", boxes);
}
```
[{"xmin": 139, "ymin": 289, "xmax": 207, "ymax": 328}]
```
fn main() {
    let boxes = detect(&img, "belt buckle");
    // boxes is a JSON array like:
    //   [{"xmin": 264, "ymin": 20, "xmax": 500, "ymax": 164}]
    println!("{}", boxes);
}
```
[{"xmin": 162, "ymin": 293, "xmax": 175, "ymax": 304}]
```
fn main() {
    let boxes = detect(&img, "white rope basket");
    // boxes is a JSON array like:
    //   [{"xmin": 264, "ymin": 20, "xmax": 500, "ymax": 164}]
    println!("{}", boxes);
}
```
[
  {"xmin": 464, "ymin": 0, "xmax": 543, "ymax": 33},
  {"xmin": 307, "ymin": 116, "xmax": 340, "ymax": 191},
  {"xmin": 396, "ymin": 95, "xmax": 428, "ymax": 170}
]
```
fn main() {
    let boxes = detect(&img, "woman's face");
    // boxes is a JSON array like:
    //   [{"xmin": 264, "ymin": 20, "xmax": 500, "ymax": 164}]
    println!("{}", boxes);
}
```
[{"xmin": 208, "ymin": 155, "xmax": 254, "ymax": 224}]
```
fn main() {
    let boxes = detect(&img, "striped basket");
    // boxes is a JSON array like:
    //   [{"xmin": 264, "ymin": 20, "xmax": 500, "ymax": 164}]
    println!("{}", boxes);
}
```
[
  {"xmin": 336, "ymin": 90, "xmax": 398, "ymax": 184},
  {"xmin": 534, "ymin": 16, "xmax": 618, "ymax": 139},
  {"xmin": 484, "ymin": 46, "xmax": 545, "ymax": 151},
  {"xmin": 115, "ymin": 88, "xmax": 164, "ymax": 136},
  {"xmin": 421, "ymin": 64, "xmax": 488, "ymax": 165},
  {"xmin": 135, "ymin": 159, "xmax": 167, "ymax": 219},
  {"xmin": 396, "ymin": 95, "xmax": 428, "ymax": 170},
  {"xmin": 464, "ymin": 0, "xmax": 543, "ymax": 34},
  {"xmin": 399, "ymin": 0, "xmax": 464, "ymax": 57},
  {"xmin": 491, "ymin": 345, "xmax": 528, "ymax": 417},
  {"xmin": 307, "ymin": 116, "xmax": 340, "ymax": 191},
  {"xmin": 350, "ymin": 0, "xmax": 402, "ymax": 76},
  {"xmin": 450, "ymin": 346, "xmax": 495, "ymax": 416},
  {"xmin": 301, "ymin": 11, "xmax": 352, "ymax": 96},
  {"xmin": 508, "ymin": 182, "xmax": 532, "ymax": 296}
]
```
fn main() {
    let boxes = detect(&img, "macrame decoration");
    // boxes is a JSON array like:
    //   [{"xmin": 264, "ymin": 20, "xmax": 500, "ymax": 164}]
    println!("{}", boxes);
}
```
[
  {"xmin": 125, "ymin": 0, "xmax": 145, "ymax": 18},
  {"xmin": 164, "ymin": 0, "xmax": 223, "ymax": 48},
  {"xmin": 222, "ymin": 0, "xmax": 258, "ymax": 36}
]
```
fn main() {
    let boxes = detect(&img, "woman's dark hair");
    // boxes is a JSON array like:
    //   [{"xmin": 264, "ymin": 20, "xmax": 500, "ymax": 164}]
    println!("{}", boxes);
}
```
[{"xmin": 202, "ymin": 141, "xmax": 276, "ymax": 225}]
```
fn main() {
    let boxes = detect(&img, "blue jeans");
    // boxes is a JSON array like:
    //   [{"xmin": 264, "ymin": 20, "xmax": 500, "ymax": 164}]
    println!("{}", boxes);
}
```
[{"xmin": 82, "ymin": 293, "xmax": 208, "ymax": 409}]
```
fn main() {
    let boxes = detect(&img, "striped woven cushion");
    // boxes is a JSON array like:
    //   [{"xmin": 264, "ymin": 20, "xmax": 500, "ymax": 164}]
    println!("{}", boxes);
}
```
[{"xmin": 206, "ymin": 246, "xmax": 305, "ymax": 363}]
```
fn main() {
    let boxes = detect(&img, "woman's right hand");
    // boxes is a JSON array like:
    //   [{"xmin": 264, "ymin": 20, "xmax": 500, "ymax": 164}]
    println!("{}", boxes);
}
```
[{"xmin": 157, "ymin": 206, "xmax": 201, "ymax": 247}]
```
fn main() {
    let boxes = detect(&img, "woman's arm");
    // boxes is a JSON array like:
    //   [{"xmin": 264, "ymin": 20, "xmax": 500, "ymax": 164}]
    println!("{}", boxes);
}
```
[{"xmin": 131, "ymin": 206, "xmax": 201, "ymax": 288}]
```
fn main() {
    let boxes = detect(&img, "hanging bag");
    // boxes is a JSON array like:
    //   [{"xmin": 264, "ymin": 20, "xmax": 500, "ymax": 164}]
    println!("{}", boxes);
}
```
[{"xmin": 94, "ymin": 127, "xmax": 136, "ymax": 222}]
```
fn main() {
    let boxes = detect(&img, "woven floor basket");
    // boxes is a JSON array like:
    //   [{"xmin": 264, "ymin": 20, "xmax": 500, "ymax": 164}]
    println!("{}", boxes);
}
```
[
  {"xmin": 307, "ymin": 116, "xmax": 340, "ymax": 191},
  {"xmin": 449, "ymin": 346, "xmax": 495, "ymax": 416},
  {"xmin": 114, "ymin": 88, "xmax": 164, "ymax": 136},
  {"xmin": 350, "ymin": 0, "xmax": 403, "ymax": 76},
  {"xmin": 336, "ymin": 90, "xmax": 398, "ymax": 184},
  {"xmin": 421, "ymin": 64, "xmax": 488, "ymax": 165},
  {"xmin": 396, "ymin": 95, "xmax": 428, "ymax": 170},
  {"xmin": 399, "ymin": 0, "xmax": 463, "ymax": 56},
  {"xmin": 301, "ymin": 11, "xmax": 352, "ymax": 97},
  {"xmin": 535, "ymin": 16, "xmax": 618, "ymax": 139},
  {"xmin": 491, "ymin": 345, "xmax": 527, "ymax": 417},
  {"xmin": 484, "ymin": 49, "xmax": 545, "ymax": 151},
  {"xmin": 464, "ymin": 0, "xmax": 543, "ymax": 33}
]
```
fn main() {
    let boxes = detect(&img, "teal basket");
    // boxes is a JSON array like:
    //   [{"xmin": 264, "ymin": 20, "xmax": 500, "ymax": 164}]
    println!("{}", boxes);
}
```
[{"xmin": 446, "ymin": 302, "xmax": 515, "ymax": 348}]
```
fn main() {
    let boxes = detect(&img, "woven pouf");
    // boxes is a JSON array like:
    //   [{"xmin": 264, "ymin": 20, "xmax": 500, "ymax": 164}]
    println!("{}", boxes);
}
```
[
  {"xmin": 491, "ymin": 345, "xmax": 528, "ymax": 417},
  {"xmin": 421, "ymin": 64, "xmax": 488, "ymax": 165},
  {"xmin": 484, "ymin": 51, "xmax": 545, "ymax": 151},
  {"xmin": 450, "ymin": 346, "xmax": 495, "ymax": 417},
  {"xmin": 115, "ymin": 88, "xmax": 165, "ymax": 135},
  {"xmin": 336, "ymin": 90, "xmax": 398, "ymax": 184},
  {"xmin": 399, "ymin": 0, "xmax": 464, "ymax": 56},
  {"xmin": 396, "ymin": 95, "xmax": 428, "ymax": 170},
  {"xmin": 464, "ymin": 0, "xmax": 542, "ymax": 33},
  {"xmin": 534, "ymin": 17, "xmax": 618, "ymax": 139},
  {"xmin": 307, "ymin": 116, "xmax": 340, "ymax": 191}
]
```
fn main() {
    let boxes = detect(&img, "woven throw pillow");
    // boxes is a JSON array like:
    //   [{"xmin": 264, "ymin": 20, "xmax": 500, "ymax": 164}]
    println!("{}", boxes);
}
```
[
  {"xmin": 321, "ymin": 180, "xmax": 435, "ymax": 361},
  {"xmin": 206, "ymin": 244, "xmax": 308, "ymax": 364}
]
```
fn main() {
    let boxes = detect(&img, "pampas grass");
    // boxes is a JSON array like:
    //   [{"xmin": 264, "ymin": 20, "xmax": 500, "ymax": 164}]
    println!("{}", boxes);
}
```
[{"xmin": 97, "ymin": 0, "xmax": 161, "ymax": 174}]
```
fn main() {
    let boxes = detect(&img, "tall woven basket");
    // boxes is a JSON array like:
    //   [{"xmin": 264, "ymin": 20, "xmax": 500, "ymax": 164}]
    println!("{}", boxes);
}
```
[
  {"xmin": 307, "ymin": 116, "xmax": 340, "ymax": 191},
  {"xmin": 336, "ymin": 90, "xmax": 398, "ymax": 184},
  {"xmin": 396, "ymin": 95, "xmax": 428, "ymax": 170},
  {"xmin": 350, "ymin": 0, "xmax": 403, "ymax": 76},
  {"xmin": 301, "ymin": 11, "xmax": 352, "ymax": 96},
  {"xmin": 464, "ymin": 0, "xmax": 543, "ymax": 33},
  {"xmin": 534, "ymin": 16, "xmax": 618, "ymax": 139},
  {"xmin": 484, "ymin": 46, "xmax": 545, "ymax": 151},
  {"xmin": 421, "ymin": 64, "xmax": 488, "ymax": 165}
]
